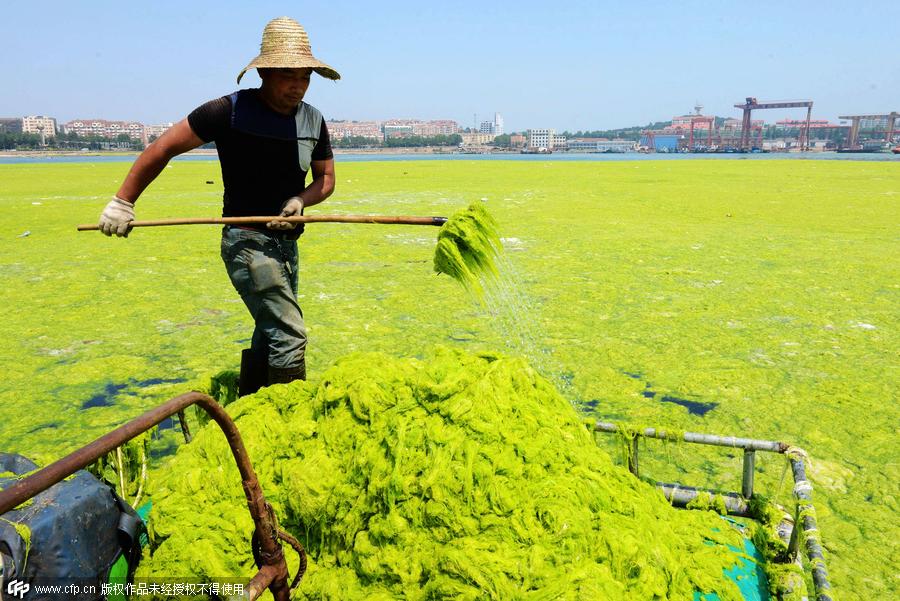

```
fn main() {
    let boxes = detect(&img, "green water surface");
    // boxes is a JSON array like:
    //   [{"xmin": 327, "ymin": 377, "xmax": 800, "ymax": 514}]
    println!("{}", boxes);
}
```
[{"xmin": 0, "ymin": 159, "xmax": 896, "ymax": 599}]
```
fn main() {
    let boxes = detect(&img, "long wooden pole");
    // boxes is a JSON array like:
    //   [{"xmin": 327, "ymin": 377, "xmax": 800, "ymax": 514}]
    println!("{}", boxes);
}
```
[{"xmin": 77, "ymin": 214, "xmax": 448, "ymax": 231}]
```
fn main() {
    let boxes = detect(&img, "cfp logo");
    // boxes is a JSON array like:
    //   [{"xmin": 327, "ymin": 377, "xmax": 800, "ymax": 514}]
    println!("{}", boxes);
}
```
[{"xmin": 5, "ymin": 580, "xmax": 29, "ymax": 599}]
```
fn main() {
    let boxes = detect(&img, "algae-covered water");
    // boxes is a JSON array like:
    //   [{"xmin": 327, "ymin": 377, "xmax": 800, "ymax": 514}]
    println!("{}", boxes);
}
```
[{"xmin": 0, "ymin": 159, "xmax": 897, "ymax": 598}]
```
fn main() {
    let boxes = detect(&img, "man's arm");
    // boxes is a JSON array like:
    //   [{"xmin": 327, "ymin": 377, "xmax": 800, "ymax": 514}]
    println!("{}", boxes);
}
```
[
  {"xmin": 116, "ymin": 119, "xmax": 205, "ymax": 203},
  {"xmin": 268, "ymin": 159, "xmax": 335, "ymax": 229},
  {"xmin": 99, "ymin": 119, "xmax": 205, "ymax": 237},
  {"xmin": 299, "ymin": 158, "xmax": 335, "ymax": 208}
]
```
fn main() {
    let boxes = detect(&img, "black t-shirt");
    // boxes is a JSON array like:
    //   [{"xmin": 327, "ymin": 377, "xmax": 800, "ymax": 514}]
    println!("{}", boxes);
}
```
[{"xmin": 187, "ymin": 89, "xmax": 333, "ymax": 218}]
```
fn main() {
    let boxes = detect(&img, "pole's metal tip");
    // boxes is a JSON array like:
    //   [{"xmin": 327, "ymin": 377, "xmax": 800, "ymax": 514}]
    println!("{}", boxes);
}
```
[{"xmin": 433, "ymin": 217, "xmax": 448, "ymax": 226}]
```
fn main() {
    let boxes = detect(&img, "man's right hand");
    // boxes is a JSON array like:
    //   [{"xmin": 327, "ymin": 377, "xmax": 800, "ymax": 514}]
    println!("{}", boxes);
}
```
[{"xmin": 99, "ymin": 196, "xmax": 135, "ymax": 237}]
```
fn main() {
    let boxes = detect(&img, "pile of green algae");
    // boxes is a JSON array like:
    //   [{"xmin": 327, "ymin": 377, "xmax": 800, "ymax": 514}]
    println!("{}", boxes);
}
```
[{"xmin": 140, "ymin": 349, "xmax": 752, "ymax": 600}]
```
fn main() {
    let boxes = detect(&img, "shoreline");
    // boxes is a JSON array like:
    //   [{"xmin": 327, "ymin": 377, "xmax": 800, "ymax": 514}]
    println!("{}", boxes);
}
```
[
  {"xmin": 0, "ymin": 147, "xmax": 514, "ymax": 158},
  {"xmin": 1, "ymin": 149, "xmax": 893, "ymax": 162}
]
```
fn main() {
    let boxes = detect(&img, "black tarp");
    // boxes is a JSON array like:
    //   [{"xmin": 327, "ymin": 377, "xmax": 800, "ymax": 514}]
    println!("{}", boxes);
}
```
[{"xmin": 0, "ymin": 453, "xmax": 142, "ymax": 600}]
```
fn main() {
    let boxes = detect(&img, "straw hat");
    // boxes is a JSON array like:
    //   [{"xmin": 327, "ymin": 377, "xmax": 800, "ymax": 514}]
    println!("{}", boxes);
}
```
[{"xmin": 237, "ymin": 17, "xmax": 340, "ymax": 84}]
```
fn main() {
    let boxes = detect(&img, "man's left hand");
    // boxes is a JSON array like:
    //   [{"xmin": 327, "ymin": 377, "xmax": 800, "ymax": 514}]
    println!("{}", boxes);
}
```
[{"xmin": 268, "ymin": 196, "xmax": 304, "ymax": 230}]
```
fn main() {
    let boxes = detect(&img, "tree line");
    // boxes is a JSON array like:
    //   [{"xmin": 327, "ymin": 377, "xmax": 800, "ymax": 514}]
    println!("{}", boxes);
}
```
[
  {"xmin": 332, "ymin": 134, "xmax": 463, "ymax": 148},
  {"xmin": 0, "ymin": 130, "xmax": 145, "ymax": 151}
]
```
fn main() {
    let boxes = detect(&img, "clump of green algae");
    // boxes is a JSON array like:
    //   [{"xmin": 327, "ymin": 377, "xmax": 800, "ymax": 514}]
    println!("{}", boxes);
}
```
[
  {"xmin": 433, "ymin": 202, "xmax": 502, "ymax": 297},
  {"xmin": 141, "ymin": 349, "xmax": 749, "ymax": 600}
]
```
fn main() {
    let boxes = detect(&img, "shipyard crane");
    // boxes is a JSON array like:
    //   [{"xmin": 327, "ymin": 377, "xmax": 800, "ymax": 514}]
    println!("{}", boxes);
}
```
[
  {"xmin": 688, "ymin": 116, "xmax": 715, "ymax": 150},
  {"xmin": 734, "ymin": 98, "xmax": 813, "ymax": 151},
  {"xmin": 838, "ymin": 112, "xmax": 898, "ymax": 149}
]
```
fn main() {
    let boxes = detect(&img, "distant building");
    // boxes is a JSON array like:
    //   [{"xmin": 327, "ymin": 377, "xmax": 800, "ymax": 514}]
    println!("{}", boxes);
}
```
[
  {"xmin": 859, "ymin": 116, "xmax": 888, "ymax": 129},
  {"xmin": 568, "ymin": 138, "xmax": 637, "ymax": 152},
  {"xmin": 722, "ymin": 118, "xmax": 764, "ymax": 129},
  {"xmin": 775, "ymin": 119, "xmax": 836, "ymax": 129},
  {"xmin": 413, "ymin": 120, "xmax": 458, "ymax": 136},
  {"xmin": 0, "ymin": 118, "xmax": 23, "ymax": 134},
  {"xmin": 382, "ymin": 123, "xmax": 415, "ymax": 138},
  {"xmin": 144, "ymin": 122, "xmax": 174, "ymax": 141},
  {"xmin": 64, "ymin": 119, "xmax": 144, "ymax": 140},
  {"xmin": 382, "ymin": 119, "xmax": 458, "ymax": 139},
  {"xmin": 527, "ymin": 128, "xmax": 552, "ymax": 149},
  {"xmin": 460, "ymin": 132, "xmax": 495, "ymax": 146},
  {"xmin": 526, "ymin": 129, "xmax": 566, "ymax": 150},
  {"xmin": 639, "ymin": 134, "xmax": 681, "ymax": 152},
  {"xmin": 509, "ymin": 133, "xmax": 526, "ymax": 148},
  {"xmin": 22, "ymin": 116, "xmax": 58, "ymax": 139},
  {"xmin": 478, "ymin": 113, "xmax": 504, "ymax": 136},
  {"xmin": 670, "ymin": 114, "xmax": 713, "ymax": 130},
  {"xmin": 327, "ymin": 120, "xmax": 382, "ymax": 140}
]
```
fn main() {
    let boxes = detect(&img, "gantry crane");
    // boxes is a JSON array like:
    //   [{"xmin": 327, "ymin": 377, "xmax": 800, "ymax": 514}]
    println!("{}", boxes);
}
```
[
  {"xmin": 837, "ymin": 113, "xmax": 898, "ymax": 149},
  {"xmin": 734, "ymin": 98, "xmax": 813, "ymax": 151},
  {"xmin": 688, "ymin": 116, "xmax": 715, "ymax": 150}
]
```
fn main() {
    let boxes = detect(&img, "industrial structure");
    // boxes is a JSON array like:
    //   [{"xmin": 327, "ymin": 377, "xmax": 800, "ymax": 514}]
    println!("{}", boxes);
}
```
[
  {"xmin": 640, "ymin": 98, "xmax": 831, "ymax": 153},
  {"xmin": 641, "ymin": 104, "xmax": 765, "ymax": 153},
  {"xmin": 734, "ymin": 98, "xmax": 813, "ymax": 151},
  {"xmin": 838, "ymin": 112, "xmax": 898, "ymax": 149}
]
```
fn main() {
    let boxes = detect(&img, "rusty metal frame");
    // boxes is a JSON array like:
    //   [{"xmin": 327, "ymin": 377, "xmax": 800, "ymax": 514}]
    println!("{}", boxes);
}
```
[
  {"xmin": 0, "ymin": 392, "xmax": 297, "ymax": 601},
  {"xmin": 592, "ymin": 421, "xmax": 833, "ymax": 601}
]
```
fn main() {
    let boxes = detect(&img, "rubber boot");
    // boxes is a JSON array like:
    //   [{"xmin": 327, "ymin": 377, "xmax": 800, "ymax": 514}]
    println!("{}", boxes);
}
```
[
  {"xmin": 268, "ymin": 358, "xmax": 306, "ymax": 385},
  {"xmin": 239, "ymin": 348, "xmax": 269, "ymax": 397}
]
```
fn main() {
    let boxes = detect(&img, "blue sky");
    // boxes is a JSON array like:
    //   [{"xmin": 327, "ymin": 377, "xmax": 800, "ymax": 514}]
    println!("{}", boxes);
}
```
[{"xmin": 3, "ymin": 0, "xmax": 898, "ymax": 132}]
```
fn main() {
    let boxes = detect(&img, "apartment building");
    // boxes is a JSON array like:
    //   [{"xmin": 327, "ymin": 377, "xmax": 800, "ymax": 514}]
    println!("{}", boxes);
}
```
[
  {"xmin": 382, "ymin": 119, "xmax": 459, "ymax": 138},
  {"xmin": 413, "ymin": 120, "xmax": 458, "ymax": 136},
  {"xmin": 460, "ymin": 132, "xmax": 496, "ymax": 146},
  {"xmin": 383, "ymin": 123, "xmax": 415, "ymax": 138},
  {"xmin": 327, "ymin": 120, "xmax": 382, "ymax": 140},
  {"xmin": 144, "ymin": 123, "xmax": 174, "ymax": 141},
  {"xmin": 63, "ymin": 119, "xmax": 145, "ymax": 140},
  {"xmin": 22, "ymin": 116, "xmax": 58, "ymax": 137}
]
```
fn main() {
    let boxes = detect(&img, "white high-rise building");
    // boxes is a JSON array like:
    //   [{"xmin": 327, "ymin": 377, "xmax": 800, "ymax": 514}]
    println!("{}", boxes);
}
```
[
  {"xmin": 493, "ymin": 112, "xmax": 504, "ymax": 136},
  {"xmin": 478, "ymin": 113, "xmax": 505, "ymax": 136}
]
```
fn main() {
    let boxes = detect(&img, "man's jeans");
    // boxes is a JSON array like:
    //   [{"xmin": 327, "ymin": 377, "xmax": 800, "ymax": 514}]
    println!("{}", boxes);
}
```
[{"xmin": 220, "ymin": 226, "xmax": 307, "ymax": 370}]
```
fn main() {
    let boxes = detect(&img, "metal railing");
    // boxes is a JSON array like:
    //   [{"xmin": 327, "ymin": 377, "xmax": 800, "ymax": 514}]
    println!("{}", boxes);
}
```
[
  {"xmin": 593, "ymin": 421, "xmax": 833, "ymax": 601},
  {"xmin": 0, "ymin": 392, "xmax": 303, "ymax": 601}
]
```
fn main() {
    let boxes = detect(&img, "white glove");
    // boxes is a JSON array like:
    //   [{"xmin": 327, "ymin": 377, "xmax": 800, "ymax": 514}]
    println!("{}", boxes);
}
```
[
  {"xmin": 99, "ymin": 196, "xmax": 135, "ymax": 237},
  {"xmin": 267, "ymin": 196, "xmax": 304, "ymax": 230}
]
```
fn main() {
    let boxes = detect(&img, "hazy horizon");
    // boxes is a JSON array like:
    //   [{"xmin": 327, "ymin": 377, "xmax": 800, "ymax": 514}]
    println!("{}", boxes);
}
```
[{"xmin": 3, "ymin": 1, "xmax": 898, "ymax": 132}]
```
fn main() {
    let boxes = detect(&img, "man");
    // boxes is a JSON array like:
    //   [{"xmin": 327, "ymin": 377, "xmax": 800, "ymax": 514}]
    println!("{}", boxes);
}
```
[{"xmin": 98, "ymin": 17, "xmax": 339, "ymax": 394}]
